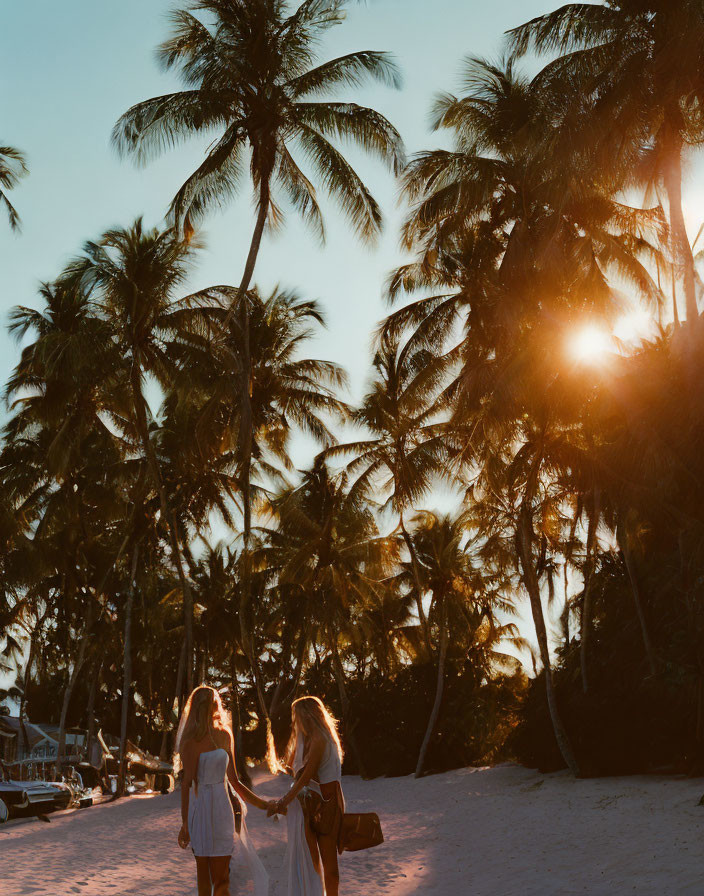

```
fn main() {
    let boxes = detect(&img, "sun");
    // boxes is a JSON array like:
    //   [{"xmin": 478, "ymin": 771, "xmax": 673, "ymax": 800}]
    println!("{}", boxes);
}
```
[{"xmin": 572, "ymin": 325, "xmax": 611, "ymax": 363}]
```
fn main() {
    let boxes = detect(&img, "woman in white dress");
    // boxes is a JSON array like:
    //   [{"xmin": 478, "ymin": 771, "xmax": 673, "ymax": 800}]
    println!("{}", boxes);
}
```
[
  {"xmin": 267, "ymin": 696, "xmax": 345, "ymax": 896},
  {"xmin": 176, "ymin": 686, "xmax": 269, "ymax": 896}
]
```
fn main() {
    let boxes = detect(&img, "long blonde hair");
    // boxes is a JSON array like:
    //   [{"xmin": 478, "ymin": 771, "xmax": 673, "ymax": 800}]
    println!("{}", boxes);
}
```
[
  {"xmin": 268, "ymin": 695, "xmax": 343, "ymax": 774},
  {"xmin": 173, "ymin": 685, "xmax": 231, "ymax": 776}
]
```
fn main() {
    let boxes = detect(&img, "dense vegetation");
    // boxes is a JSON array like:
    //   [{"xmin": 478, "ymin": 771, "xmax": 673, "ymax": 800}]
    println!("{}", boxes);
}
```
[{"xmin": 3, "ymin": 0, "xmax": 704, "ymax": 784}]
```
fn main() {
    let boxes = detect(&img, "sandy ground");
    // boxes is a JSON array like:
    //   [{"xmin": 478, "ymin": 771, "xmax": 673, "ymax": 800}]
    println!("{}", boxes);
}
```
[{"xmin": 2, "ymin": 764, "xmax": 704, "ymax": 895}]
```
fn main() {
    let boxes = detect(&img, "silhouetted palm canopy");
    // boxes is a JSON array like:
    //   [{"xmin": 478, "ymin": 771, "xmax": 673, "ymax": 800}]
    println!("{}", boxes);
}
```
[
  {"xmin": 0, "ymin": 146, "xmax": 28, "ymax": 232},
  {"xmin": 402, "ymin": 57, "xmax": 662, "ymax": 332},
  {"xmin": 394, "ymin": 57, "xmax": 663, "ymax": 455},
  {"xmin": 112, "ymin": 0, "xmax": 405, "ymax": 242},
  {"xmin": 266, "ymin": 458, "xmax": 389, "ymax": 631},
  {"xmin": 508, "ymin": 1, "xmax": 704, "ymax": 323},
  {"xmin": 327, "ymin": 339, "xmax": 454, "ymax": 514},
  {"xmin": 167, "ymin": 285, "xmax": 350, "ymax": 496}
]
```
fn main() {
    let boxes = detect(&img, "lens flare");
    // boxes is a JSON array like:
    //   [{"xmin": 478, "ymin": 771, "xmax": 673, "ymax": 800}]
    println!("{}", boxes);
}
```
[{"xmin": 572, "ymin": 326, "xmax": 611, "ymax": 363}]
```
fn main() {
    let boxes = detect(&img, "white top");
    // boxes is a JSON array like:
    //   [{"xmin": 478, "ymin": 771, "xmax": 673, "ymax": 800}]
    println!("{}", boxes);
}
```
[{"xmin": 293, "ymin": 733, "xmax": 342, "ymax": 785}]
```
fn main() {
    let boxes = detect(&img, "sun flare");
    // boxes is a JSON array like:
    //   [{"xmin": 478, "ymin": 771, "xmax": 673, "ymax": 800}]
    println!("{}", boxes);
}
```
[{"xmin": 572, "ymin": 326, "xmax": 611, "ymax": 363}]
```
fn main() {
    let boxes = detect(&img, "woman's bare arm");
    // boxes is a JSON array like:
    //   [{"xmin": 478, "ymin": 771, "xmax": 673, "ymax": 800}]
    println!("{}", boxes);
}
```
[
  {"xmin": 179, "ymin": 743, "xmax": 195, "ymax": 845},
  {"xmin": 278, "ymin": 735, "xmax": 325, "ymax": 809},
  {"xmin": 225, "ymin": 732, "xmax": 269, "ymax": 810}
]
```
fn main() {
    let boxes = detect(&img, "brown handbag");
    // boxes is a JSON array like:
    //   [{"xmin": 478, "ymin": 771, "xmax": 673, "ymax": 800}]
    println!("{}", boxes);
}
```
[{"xmin": 339, "ymin": 812, "xmax": 384, "ymax": 852}]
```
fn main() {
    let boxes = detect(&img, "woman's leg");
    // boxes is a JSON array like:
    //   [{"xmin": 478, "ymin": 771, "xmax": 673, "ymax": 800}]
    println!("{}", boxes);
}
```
[
  {"xmin": 195, "ymin": 857, "xmax": 212, "ymax": 896},
  {"xmin": 317, "ymin": 833, "xmax": 340, "ymax": 896},
  {"xmin": 208, "ymin": 856, "xmax": 231, "ymax": 896},
  {"xmin": 304, "ymin": 818, "xmax": 322, "ymax": 876}
]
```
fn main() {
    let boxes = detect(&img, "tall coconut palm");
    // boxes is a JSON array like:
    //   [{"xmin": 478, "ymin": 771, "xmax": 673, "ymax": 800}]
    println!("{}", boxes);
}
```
[
  {"xmin": 67, "ymin": 220, "xmax": 205, "ymax": 692},
  {"xmin": 6, "ymin": 272, "xmax": 144, "ymax": 770},
  {"xmin": 0, "ymin": 146, "xmax": 28, "ymax": 232},
  {"xmin": 400, "ymin": 56, "xmax": 663, "ymax": 342},
  {"xmin": 400, "ymin": 511, "xmax": 501, "ymax": 777},
  {"xmin": 167, "ymin": 285, "xmax": 348, "ymax": 718},
  {"xmin": 399, "ymin": 511, "xmax": 524, "ymax": 777},
  {"xmin": 113, "ymin": 0, "xmax": 404, "ymax": 670},
  {"xmin": 113, "ymin": 0, "xmax": 404, "ymax": 264},
  {"xmin": 267, "ymin": 457, "xmax": 393, "ymax": 773},
  {"xmin": 326, "ymin": 338, "xmax": 457, "ymax": 657},
  {"xmin": 509, "ymin": 1, "xmax": 704, "ymax": 325}
]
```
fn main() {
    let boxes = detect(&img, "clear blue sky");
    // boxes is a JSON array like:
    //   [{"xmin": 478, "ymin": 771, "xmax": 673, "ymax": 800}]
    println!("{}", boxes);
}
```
[{"xmin": 1, "ymin": 0, "xmax": 561, "ymax": 449}]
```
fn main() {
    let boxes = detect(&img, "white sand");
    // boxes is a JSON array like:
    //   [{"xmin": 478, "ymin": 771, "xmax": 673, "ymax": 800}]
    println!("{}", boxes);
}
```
[{"xmin": 2, "ymin": 764, "xmax": 704, "ymax": 895}]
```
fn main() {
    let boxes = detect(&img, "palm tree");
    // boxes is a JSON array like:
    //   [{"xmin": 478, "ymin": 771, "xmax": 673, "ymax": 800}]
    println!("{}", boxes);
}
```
[
  {"xmin": 0, "ymin": 146, "xmax": 28, "ymax": 232},
  {"xmin": 327, "ymin": 338, "xmax": 456, "ymax": 657},
  {"xmin": 67, "ymin": 220, "xmax": 205, "ymax": 692},
  {"xmin": 402, "ymin": 511, "xmax": 507, "ymax": 778},
  {"xmin": 400, "ymin": 57, "xmax": 663, "ymax": 343},
  {"xmin": 166, "ymin": 285, "xmax": 348, "ymax": 718},
  {"xmin": 113, "ymin": 0, "xmax": 405, "ymax": 668},
  {"xmin": 392, "ymin": 57, "xmax": 667, "ymax": 775},
  {"xmin": 267, "ymin": 457, "xmax": 393, "ymax": 773},
  {"xmin": 465, "ymin": 406, "xmax": 582, "ymax": 775},
  {"xmin": 113, "ymin": 0, "xmax": 404, "ymax": 263},
  {"xmin": 509, "ymin": 0, "xmax": 704, "ymax": 326},
  {"xmin": 5, "ymin": 273, "xmax": 143, "ymax": 771},
  {"xmin": 7, "ymin": 428, "xmax": 129, "ymax": 776}
]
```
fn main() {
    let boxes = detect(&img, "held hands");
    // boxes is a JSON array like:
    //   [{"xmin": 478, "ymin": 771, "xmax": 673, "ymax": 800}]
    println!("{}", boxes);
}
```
[
  {"xmin": 266, "ymin": 798, "xmax": 288, "ymax": 817},
  {"xmin": 177, "ymin": 824, "xmax": 190, "ymax": 849}
]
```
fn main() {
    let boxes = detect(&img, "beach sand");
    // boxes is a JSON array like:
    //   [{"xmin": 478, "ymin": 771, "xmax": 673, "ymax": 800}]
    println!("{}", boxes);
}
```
[{"xmin": 1, "ymin": 764, "xmax": 703, "ymax": 895}]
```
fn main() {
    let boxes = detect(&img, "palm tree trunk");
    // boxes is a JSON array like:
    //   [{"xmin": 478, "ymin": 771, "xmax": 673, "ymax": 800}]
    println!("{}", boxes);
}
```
[
  {"xmin": 282, "ymin": 627, "xmax": 309, "ymax": 710},
  {"xmin": 129, "ymin": 363, "xmax": 195, "ymax": 694},
  {"xmin": 197, "ymin": 641, "xmax": 207, "ymax": 684},
  {"xmin": 19, "ymin": 632, "xmax": 35, "ymax": 727},
  {"xmin": 671, "ymin": 255, "xmax": 681, "ymax": 329},
  {"xmin": 239, "ymin": 175, "xmax": 271, "ymax": 299},
  {"xmin": 236, "ymin": 168, "xmax": 274, "ymax": 729},
  {"xmin": 415, "ymin": 595, "xmax": 448, "ymax": 778},
  {"xmin": 400, "ymin": 513, "xmax": 433, "ymax": 660},
  {"xmin": 217, "ymin": 161, "xmax": 275, "ymax": 728},
  {"xmin": 580, "ymin": 487, "xmax": 601, "ymax": 693},
  {"xmin": 663, "ymin": 124, "xmax": 698, "ymax": 325},
  {"xmin": 160, "ymin": 638, "xmax": 186, "ymax": 760},
  {"xmin": 518, "ymin": 503, "xmax": 580, "ymax": 776},
  {"xmin": 229, "ymin": 652, "xmax": 252, "ymax": 788},
  {"xmin": 329, "ymin": 629, "xmax": 367, "ymax": 778},
  {"xmin": 55, "ymin": 606, "xmax": 92, "ymax": 777},
  {"xmin": 240, "ymin": 590, "xmax": 270, "ymax": 727},
  {"xmin": 174, "ymin": 637, "xmax": 188, "ymax": 720},
  {"xmin": 19, "ymin": 617, "xmax": 44, "ymax": 756},
  {"xmin": 617, "ymin": 519, "xmax": 657, "ymax": 677},
  {"xmin": 268, "ymin": 672, "xmax": 286, "ymax": 722},
  {"xmin": 85, "ymin": 662, "xmax": 100, "ymax": 765},
  {"xmin": 222, "ymin": 159, "xmax": 273, "ymax": 330},
  {"xmin": 117, "ymin": 544, "xmax": 139, "ymax": 797}
]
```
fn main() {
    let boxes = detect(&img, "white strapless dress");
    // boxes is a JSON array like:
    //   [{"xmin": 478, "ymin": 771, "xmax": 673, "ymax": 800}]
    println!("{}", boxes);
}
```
[
  {"xmin": 188, "ymin": 747, "xmax": 269, "ymax": 895},
  {"xmin": 188, "ymin": 748, "xmax": 235, "ymax": 856}
]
